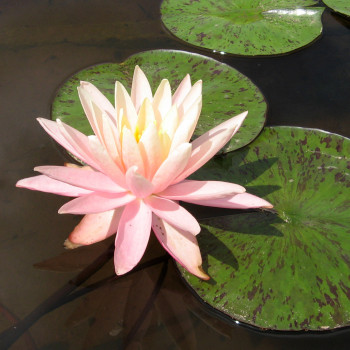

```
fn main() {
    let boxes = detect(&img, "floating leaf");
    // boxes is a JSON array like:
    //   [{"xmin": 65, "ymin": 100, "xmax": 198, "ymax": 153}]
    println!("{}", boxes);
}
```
[
  {"xmin": 161, "ymin": 0, "xmax": 324, "ymax": 56},
  {"xmin": 179, "ymin": 126, "xmax": 350, "ymax": 330},
  {"xmin": 52, "ymin": 50, "xmax": 266, "ymax": 153},
  {"xmin": 324, "ymin": 0, "xmax": 350, "ymax": 17}
]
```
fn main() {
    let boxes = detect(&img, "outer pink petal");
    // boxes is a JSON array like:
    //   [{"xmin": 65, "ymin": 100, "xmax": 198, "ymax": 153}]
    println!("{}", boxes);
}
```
[
  {"xmin": 16, "ymin": 175, "xmax": 92, "ymax": 197},
  {"xmin": 58, "ymin": 192, "xmax": 136, "ymax": 214},
  {"xmin": 114, "ymin": 199, "xmax": 152, "ymax": 275},
  {"xmin": 175, "ymin": 111, "xmax": 247, "ymax": 183},
  {"xmin": 37, "ymin": 118, "xmax": 101, "ymax": 171},
  {"xmin": 158, "ymin": 180, "xmax": 245, "ymax": 201},
  {"xmin": 172, "ymin": 74, "xmax": 191, "ymax": 107},
  {"xmin": 186, "ymin": 192, "xmax": 273, "ymax": 209},
  {"xmin": 78, "ymin": 81, "xmax": 116, "ymax": 122},
  {"xmin": 131, "ymin": 65, "xmax": 153, "ymax": 113},
  {"xmin": 152, "ymin": 143, "xmax": 192, "ymax": 193},
  {"xmin": 144, "ymin": 196, "xmax": 200, "ymax": 235},
  {"xmin": 68, "ymin": 208, "xmax": 123, "ymax": 245},
  {"xmin": 35, "ymin": 165, "xmax": 126, "ymax": 193},
  {"xmin": 125, "ymin": 166, "xmax": 154, "ymax": 198},
  {"xmin": 152, "ymin": 215, "xmax": 209, "ymax": 280}
]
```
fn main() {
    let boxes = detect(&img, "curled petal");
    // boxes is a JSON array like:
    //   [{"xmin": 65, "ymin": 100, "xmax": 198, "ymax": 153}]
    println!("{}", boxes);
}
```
[
  {"xmin": 16, "ymin": 175, "xmax": 92, "ymax": 197},
  {"xmin": 144, "ymin": 196, "xmax": 200, "ymax": 235},
  {"xmin": 158, "ymin": 180, "xmax": 245, "ymax": 201},
  {"xmin": 68, "ymin": 208, "xmax": 123, "ymax": 245},
  {"xmin": 59, "ymin": 192, "xmax": 135, "ymax": 214},
  {"xmin": 35, "ymin": 165, "xmax": 125, "ymax": 193},
  {"xmin": 152, "ymin": 215, "xmax": 209, "ymax": 280},
  {"xmin": 185, "ymin": 192, "xmax": 273, "ymax": 209},
  {"xmin": 175, "ymin": 111, "xmax": 247, "ymax": 183},
  {"xmin": 131, "ymin": 65, "xmax": 153, "ymax": 113},
  {"xmin": 114, "ymin": 199, "xmax": 152, "ymax": 275},
  {"xmin": 125, "ymin": 166, "xmax": 154, "ymax": 198}
]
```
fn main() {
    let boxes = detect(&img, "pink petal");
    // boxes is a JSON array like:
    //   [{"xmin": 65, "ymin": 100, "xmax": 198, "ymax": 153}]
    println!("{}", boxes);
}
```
[
  {"xmin": 87, "ymin": 136, "xmax": 127, "ymax": 188},
  {"xmin": 78, "ymin": 81, "xmax": 116, "ymax": 122},
  {"xmin": 175, "ymin": 111, "xmax": 248, "ymax": 183},
  {"xmin": 37, "ymin": 118, "xmax": 101, "ymax": 171},
  {"xmin": 186, "ymin": 192, "xmax": 273, "ymax": 209},
  {"xmin": 125, "ymin": 166, "xmax": 154, "ymax": 198},
  {"xmin": 114, "ymin": 199, "xmax": 152, "ymax": 275},
  {"xmin": 58, "ymin": 192, "xmax": 136, "ymax": 214},
  {"xmin": 172, "ymin": 74, "xmax": 191, "ymax": 107},
  {"xmin": 115, "ymin": 81, "xmax": 138, "ymax": 130},
  {"xmin": 131, "ymin": 65, "xmax": 153, "ymax": 113},
  {"xmin": 152, "ymin": 143, "xmax": 192, "ymax": 193},
  {"xmin": 169, "ymin": 95, "xmax": 202, "ymax": 152},
  {"xmin": 121, "ymin": 127, "xmax": 145, "ymax": 176},
  {"xmin": 158, "ymin": 180, "xmax": 245, "ymax": 201},
  {"xmin": 178, "ymin": 80, "xmax": 202, "ymax": 120},
  {"xmin": 152, "ymin": 215, "xmax": 209, "ymax": 280},
  {"xmin": 153, "ymin": 79, "xmax": 172, "ymax": 122},
  {"xmin": 68, "ymin": 208, "xmax": 123, "ymax": 245},
  {"xmin": 35, "ymin": 165, "xmax": 126, "ymax": 193},
  {"xmin": 138, "ymin": 122, "xmax": 163, "ymax": 179},
  {"xmin": 16, "ymin": 175, "xmax": 92, "ymax": 196},
  {"xmin": 144, "ymin": 196, "xmax": 200, "ymax": 235}
]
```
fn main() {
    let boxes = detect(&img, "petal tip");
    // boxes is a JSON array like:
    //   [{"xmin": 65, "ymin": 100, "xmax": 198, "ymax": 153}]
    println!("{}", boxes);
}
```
[{"xmin": 64, "ymin": 239, "xmax": 83, "ymax": 249}]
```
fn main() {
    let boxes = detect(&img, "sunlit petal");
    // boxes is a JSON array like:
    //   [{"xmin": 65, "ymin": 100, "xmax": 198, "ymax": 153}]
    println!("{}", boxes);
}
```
[
  {"xmin": 16, "ymin": 175, "xmax": 92, "ymax": 197},
  {"xmin": 144, "ymin": 196, "xmax": 200, "ymax": 235},
  {"xmin": 185, "ymin": 192, "xmax": 273, "ymax": 209},
  {"xmin": 175, "ymin": 111, "xmax": 247, "ymax": 183},
  {"xmin": 68, "ymin": 208, "xmax": 123, "ymax": 245},
  {"xmin": 152, "ymin": 142, "xmax": 192, "ymax": 193},
  {"xmin": 125, "ymin": 166, "xmax": 154, "ymax": 198},
  {"xmin": 131, "ymin": 65, "xmax": 153, "ymax": 113},
  {"xmin": 158, "ymin": 180, "xmax": 245, "ymax": 200},
  {"xmin": 114, "ymin": 199, "xmax": 152, "ymax": 275},
  {"xmin": 153, "ymin": 79, "xmax": 172, "ymax": 123},
  {"xmin": 35, "ymin": 165, "xmax": 126, "ymax": 193},
  {"xmin": 152, "ymin": 215, "xmax": 209, "ymax": 280},
  {"xmin": 59, "ymin": 192, "xmax": 135, "ymax": 214}
]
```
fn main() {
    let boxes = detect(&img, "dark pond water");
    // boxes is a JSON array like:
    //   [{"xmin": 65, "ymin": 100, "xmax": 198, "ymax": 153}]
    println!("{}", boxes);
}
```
[{"xmin": 1, "ymin": 0, "xmax": 349, "ymax": 349}]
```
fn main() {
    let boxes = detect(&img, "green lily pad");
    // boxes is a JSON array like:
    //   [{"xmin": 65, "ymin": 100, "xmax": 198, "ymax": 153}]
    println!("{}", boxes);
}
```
[
  {"xmin": 160, "ymin": 0, "xmax": 324, "ymax": 56},
  {"xmin": 179, "ymin": 126, "xmax": 350, "ymax": 330},
  {"xmin": 324, "ymin": 0, "xmax": 350, "ymax": 17},
  {"xmin": 52, "ymin": 50, "xmax": 267, "ymax": 153}
]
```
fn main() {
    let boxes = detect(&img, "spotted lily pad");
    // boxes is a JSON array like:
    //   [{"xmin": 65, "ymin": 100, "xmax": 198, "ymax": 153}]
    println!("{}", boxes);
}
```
[
  {"xmin": 51, "ymin": 50, "xmax": 266, "ymax": 153},
  {"xmin": 324, "ymin": 0, "xmax": 350, "ymax": 17},
  {"xmin": 179, "ymin": 126, "xmax": 350, "ymax": 330},
  {"xmin": 160, "ymin": 0, "xmax": 324, "ymax": 56}
]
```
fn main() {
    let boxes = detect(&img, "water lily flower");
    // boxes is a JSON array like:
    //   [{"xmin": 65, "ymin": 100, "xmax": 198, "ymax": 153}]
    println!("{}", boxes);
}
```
[{"xmin": 17, "ymin": 66, "xmax": 272, "ymax": 280}]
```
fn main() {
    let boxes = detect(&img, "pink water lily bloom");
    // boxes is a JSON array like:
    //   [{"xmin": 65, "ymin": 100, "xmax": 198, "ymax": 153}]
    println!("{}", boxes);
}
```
[{"xmin": 17, "ymin": 66, "xmax": 272, "ymax": 280}]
